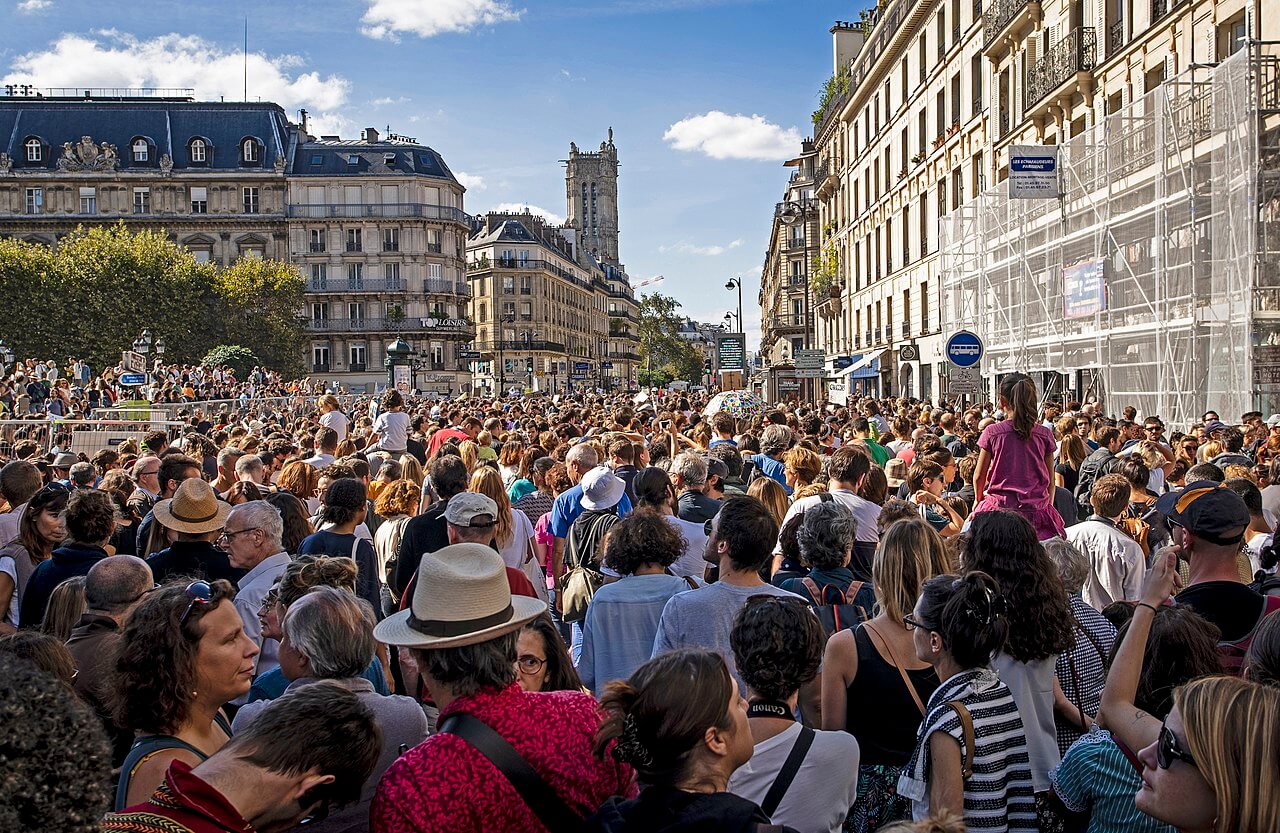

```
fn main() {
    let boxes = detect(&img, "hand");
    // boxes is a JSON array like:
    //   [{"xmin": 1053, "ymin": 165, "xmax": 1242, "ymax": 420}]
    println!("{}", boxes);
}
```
[
  {"xmin": 913, "ymin": 490, "xmax": 937, "ymax": 506},
  {"xmin": 1141, "ymin": 547, "xmax": 1181, "ymax": 608}
]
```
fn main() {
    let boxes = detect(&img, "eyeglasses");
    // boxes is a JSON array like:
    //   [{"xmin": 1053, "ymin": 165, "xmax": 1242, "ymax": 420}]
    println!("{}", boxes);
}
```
[
  {"xmin": 179, "ymin": 580, "xmax": 213, "ymax": 626},
  {"xmin": 126, "ymin": 583, "xmax": 161, "ymax": 605},
  {"xmin": 902, "ymin": 614, "xmax": 928, "ymax": 632},
  {"xmin": 515, "ymin": 654, "xmax": 546, "ymax": 675},
  {"xmin": 217, "ymin": 527, "xmax": 260, "ymax": 544},
  {"xmin": 1156, "ymin": 720, "xmax": 1197, "ymax": 770},
  {"xmin": 259, "ymin": 589, "xmax": 279, "ymax": 610},
  {"xmin": 137, "ymin": 468, "xmax": 161, "ymax": 478}
]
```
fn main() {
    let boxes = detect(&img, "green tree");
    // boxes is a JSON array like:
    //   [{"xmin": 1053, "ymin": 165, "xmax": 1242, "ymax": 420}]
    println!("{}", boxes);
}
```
[
  {"xmin": 214, "ymin": 257, "xmax": 306, "ymax": 376},
  {"xmin": 202, "ymin": 345, "xmax": 261, "ymax": 378},
  {"xmin": 638, "ymin": 293, "xmax": 704, "ymax": 384}
]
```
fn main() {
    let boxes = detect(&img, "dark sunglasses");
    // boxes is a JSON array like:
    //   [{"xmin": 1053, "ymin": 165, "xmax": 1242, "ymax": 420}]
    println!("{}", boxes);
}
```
[
  {"xmin": 1156, "ymin": 720, "xmax": 1196, "ymax": 770},
  {"xmin": 179, "ymin": 580, "xmax": 214, "ymax": 627}
]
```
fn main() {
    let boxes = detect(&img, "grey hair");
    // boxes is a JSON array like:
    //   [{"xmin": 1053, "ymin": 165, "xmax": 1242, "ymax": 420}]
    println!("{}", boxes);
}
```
[
  {"xmin": 565, "ymin": 443, "xmax": 599, "ymax": 469},
  {"xmin": 1042, "ymin": 537, "xmax": 1090, "ymax": 594},
  {"xmin": 760, "ymin": 424, "xmax": 793, "ymax": 457},
  {"xmin": 283, "ymin": 587, "xmax": 375, "ymax": 679},
  {"xmin": 234, "ymin": 454, "xmax": 264, "ymax": 478},
  {"xmin": 69, "ymin": 462, "xmax": 97, "ymax": 487},
  {"xmin": 227, "ymin": 500, "xmax": 284, "ymax": 551},
  {"xmin": 797, "ymin": 500, "xmax": 857, "ymax": 570},
  {"xmin": 217, "ymin": 446, "xmax": 245, "ymax": 468},
  {"xmin": 672, "ymin": 452, "xmax": 708, "ymax": 488}
]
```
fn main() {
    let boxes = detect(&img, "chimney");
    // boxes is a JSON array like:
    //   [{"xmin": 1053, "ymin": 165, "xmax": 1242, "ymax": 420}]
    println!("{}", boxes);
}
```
[{"xmin": 361, "ymin": 127, "xmax": 380, "ymax": 143}]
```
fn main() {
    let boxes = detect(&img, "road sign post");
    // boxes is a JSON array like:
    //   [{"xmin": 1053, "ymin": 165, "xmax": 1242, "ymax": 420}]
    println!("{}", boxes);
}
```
[{"xmin": 944, "ymin": 330, "xmax": 984, "ymax": 400}]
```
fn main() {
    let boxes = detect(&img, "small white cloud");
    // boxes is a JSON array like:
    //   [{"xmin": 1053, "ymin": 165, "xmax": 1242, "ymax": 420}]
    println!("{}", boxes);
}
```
[
  {"xmin": 659, "ymin": 239, "xmax": 744, "ymax": 256},
  {"xmin": 16, "ymin": 0, "xmax": 51, "ymax": 12},
  {"xmin": 455, "ymin": 171, "xmax": 486, "ymax": 191},
  {"xmin": 361, "ymin": 0, "xmax": 523, "ymax": 40},
  {"xmin": 371, "ymin": 95, "xmax": 410, "ymax": 106},
  {"xmin": 559, "ymin": 68, "xmax": 586, "ymax": 82},
  {"xmin": 663, "ymin": 111, "xmax": 803, "ymax": 161},
  {"xmin": 491, "ymin": 202, "xmax": 565, "ymax": 225}
]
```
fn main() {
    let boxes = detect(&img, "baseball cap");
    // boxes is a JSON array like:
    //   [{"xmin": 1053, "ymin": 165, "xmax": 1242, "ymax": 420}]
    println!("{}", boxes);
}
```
[
  {"xmin": 443, "ymin": 492, "xmax": 498, "ymax": 528},
  {"xmin": 1203, "ymin": 420, "xmax": 1228, "ymax": 435},
  {"xmin": 1154, "ymin": 480, "xmax": 1250, "ymax": 545},
  {"xmin": 1267, "ymin": 414, "xmax": 1280, "ymax": 428}
]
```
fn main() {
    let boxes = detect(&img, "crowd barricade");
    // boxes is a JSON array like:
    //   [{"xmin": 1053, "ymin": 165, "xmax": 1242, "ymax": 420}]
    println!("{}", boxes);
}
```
[
  {"xmin": 0, "ymin": 419, "xmax": 187, "ymax": 460},
  {"xmin": 97, "ymin": 394, "xmax": 362, "ymax": 423}
]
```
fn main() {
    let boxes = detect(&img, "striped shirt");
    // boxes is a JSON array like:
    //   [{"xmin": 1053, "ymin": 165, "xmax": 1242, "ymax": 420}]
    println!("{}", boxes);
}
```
[
  {"xmin": 1055, "ymin": 595, "xmax": 1117, "ymax": 754},
  {"xmin": 898, "ymin": 668, "xmax": 1038, "ymax": 832},
  {"xmin": 1051, "ymin": 728, "xmax": 1176, "ymax": 833}
]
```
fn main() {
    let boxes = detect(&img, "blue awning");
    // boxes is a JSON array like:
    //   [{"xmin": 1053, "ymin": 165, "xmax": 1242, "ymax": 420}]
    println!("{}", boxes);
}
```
[{"xmin": 846, "ymin": 351, "xmax": 883, "ymax": 379}]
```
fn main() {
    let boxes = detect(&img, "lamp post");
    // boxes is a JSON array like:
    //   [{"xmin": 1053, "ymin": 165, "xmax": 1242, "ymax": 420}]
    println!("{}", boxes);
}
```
[
  {"xmin": 725, "ymin": 276, "xmax": 744, "ymax": 373},
  {"xmin": 496, "ymin": 313, "xmax": 514, "ymax": 396}
]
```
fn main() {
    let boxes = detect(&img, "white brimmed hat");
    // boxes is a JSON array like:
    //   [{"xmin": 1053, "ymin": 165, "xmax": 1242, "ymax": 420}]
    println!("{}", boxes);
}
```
[
  {"xmin": 580, "ymin": 465, "xmax": 625, "ymax": 511},
  {"xmin": 373, "ymin": 543, "xmax": 545, "ymax": 649},
  {"xmin": 152, "ymin": 478, "xmax": 232, "ymax": 535}
]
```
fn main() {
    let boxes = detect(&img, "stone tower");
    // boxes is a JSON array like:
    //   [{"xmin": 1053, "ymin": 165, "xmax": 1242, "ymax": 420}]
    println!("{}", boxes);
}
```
[{"xmin": 564, "ymin": 129, "xmax": 620, "ymax": 266}]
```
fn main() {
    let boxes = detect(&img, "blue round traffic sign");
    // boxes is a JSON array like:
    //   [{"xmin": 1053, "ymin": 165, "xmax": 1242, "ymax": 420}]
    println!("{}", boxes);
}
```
[{"xmin": 945, "ymin": 331, "xmax": 984, "ymax": 368}]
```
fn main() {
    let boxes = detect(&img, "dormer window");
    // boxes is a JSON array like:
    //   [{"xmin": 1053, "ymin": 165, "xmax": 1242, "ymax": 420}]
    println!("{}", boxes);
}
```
[
  {"xmin": 240, "ymin": 137, "xmax": 262, "ymax": 165},
  {"xmin": 133, "ymin": 139, "xmax": 149, "ymax": 161},
  {"xmin": 24, "ymin": 137, "xmax": 42, "ymax": 162},
  {"xmin": 190, "ymin": 138, "xmax": 208, "ymax": 163}
]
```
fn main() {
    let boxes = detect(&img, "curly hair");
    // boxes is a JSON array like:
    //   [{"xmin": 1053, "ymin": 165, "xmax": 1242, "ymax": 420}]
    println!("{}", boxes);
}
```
[
  {"xmin": 602, "ymin": 512, "xmax": 684, "ymax": 575},
  {"xmin": 783, "ymin": 446, "xmax": 822, "ymax": 488},
  {"xmin": 731, "ymin": 596, "xmax": 823, "ymax": 702},
  {"xmin": 959, "ymin": 510, "xmax": 1074, "ymax": 662},
  {"xmin": 63, "ymin": 489, "xmax": 116, "ymax": 546},
  {"xmin": 544, "ymin": 462, "xmax": 572, "ymax": 494},
  {"xmin": 112, "ymin": 579, "xmax": 236, "ymax": 735},
  {"xmin": 278, "ymin": 555, "xmax": 359, "ymax": 608},
  {"xmin": 0, "ymin": 653, "xmax": 111, "ymax": 832},
  {"xmin": 320, "ymin": 478, "xmax": 367, "ymax": 527},
  {"xmin": 374, "ymin": 479, "xmax": 420, "ymax": 518},
  {"xmin": 797, "ymin": 499, "xmax": 856, "ymax": 570}
]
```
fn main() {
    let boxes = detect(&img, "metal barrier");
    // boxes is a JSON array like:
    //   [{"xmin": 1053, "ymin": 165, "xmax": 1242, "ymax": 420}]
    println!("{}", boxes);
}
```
[
  {"xmin": 97, "ymin": 394, "xmax": 362, "ymax": 422},
  {"xmin": 0, "ymin": 419, "xmax": 187, "ymax": 460}
]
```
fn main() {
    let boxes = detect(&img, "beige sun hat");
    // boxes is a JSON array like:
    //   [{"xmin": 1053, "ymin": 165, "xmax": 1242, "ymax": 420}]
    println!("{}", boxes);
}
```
[
  {"xmin": 152, "ymin": 477, "xmax": 232, "ymax": 535},
  {"xmin": 373, "ymin": 542, "xmax": 546, "ymax": 649}
]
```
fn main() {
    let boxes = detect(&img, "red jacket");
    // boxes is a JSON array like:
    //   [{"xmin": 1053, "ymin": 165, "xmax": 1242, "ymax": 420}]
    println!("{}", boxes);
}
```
[{"xmin": 101, "ymin": 760, "xmax": 252, "ymax": 833}]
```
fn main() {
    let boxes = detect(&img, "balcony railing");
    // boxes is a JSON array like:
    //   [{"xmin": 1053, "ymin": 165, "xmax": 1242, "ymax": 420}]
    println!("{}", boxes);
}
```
[
  {"xmin": 774, "ymin": 199, "xmax": 820, "ymax": 219},
  {"xmin": 784, "ymin": 238, "xmax": 808, "ymax": 252},
  {"xmin": 424, "ymin": 278, "xmax": 469, "ymax": 295},
  {"xmin": 287, "ymin": 203, "xmax": 470, "ymax": 223},
  {"xmin": 607, "ymin": 351, "xmax": 640, "ymax": 361},
  {"xmin": 478, "ymin": 340, "xmax": 567, "ymax": 353},
  {"xmin": 983, "ymin": 0, "xmax": 1031, "ymax": 47},
  {"xmin": 307, "ymin": 317, "xmax": 476, "ymax": 334},
  {"xmin": 307, "ymin": 277, "xmax": 405, "ymax": 293},
  {"xmin": 349, "ymin": 362, "xmax": 367, "ymax": 372},
  {"xmin": 467, "ymin": 258, "xmax": 591, "ymax": 290},
  {"xmin": 312, "ymin": 362, "xmax": 330, "ymax": 373},
  {"xmin": 1026, "ymin": 27, "xmax": 1097, "ymax": 110},
  {"xmin": 1108, "ymin": 20, "xmax": 1125, "ymax": 53}
]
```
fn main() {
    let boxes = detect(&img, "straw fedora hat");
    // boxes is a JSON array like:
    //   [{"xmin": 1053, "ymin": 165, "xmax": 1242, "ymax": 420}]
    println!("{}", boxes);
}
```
[
  {"xmin": 374, "ymin": 543, "xmax": 546, "ymax": 649},
  {"xmin": 152, "ymin": 478, "xmax": 232, "ymax": 535}
]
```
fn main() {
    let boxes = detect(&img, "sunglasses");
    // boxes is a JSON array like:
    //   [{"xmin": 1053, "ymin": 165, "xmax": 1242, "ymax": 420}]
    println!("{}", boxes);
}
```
[
  {"xmin": 179, "ymin": 580, "xmax": 214, "ymax": 627},
  {"xmin": 1156, "ymin": 720, "xmax": 1196, "ymax": 770}
]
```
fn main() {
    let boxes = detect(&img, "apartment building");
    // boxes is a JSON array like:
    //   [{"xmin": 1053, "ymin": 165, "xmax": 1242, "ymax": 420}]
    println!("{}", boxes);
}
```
[{"xmin": 291, "ymin": 127, "xmax": 473, "ymax": 394}]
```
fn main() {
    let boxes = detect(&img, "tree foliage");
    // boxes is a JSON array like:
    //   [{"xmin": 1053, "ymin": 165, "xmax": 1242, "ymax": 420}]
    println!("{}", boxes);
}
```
[
  {"xmin": 202, "ymin": 345, "xmax": 261, "ymax": 378},
  {"xmin": 638, "ymin": 293, "xmax": 703, "ymax": 384},
  {"xmin": 0, "ymin": 225, "xmax": 305, "ymax": 374}
]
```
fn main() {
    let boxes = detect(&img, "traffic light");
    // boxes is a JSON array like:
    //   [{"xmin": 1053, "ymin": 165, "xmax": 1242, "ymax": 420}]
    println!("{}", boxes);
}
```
[
  {"xmin": 703, "ymin": 358, "xmax": 712, "ymax": 374},
  {"xmin": 526, "ymin": 358, "xmax": 534, "ymax": 373}
]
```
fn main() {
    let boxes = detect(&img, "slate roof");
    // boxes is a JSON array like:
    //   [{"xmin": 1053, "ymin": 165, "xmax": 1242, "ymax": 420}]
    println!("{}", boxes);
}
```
[
  {"xmin": 0, "ymin": 99, "xmax": 293, "ymax": 171},
  {"xmin": 292, "ymin": 141, "xmax": 458, "ymax": 183}
]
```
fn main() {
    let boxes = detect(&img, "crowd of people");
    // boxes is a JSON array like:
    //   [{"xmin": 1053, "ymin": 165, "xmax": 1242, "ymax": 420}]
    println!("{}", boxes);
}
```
[{"xmin": 1, "ymin": 360, "xmax": 1278, "ymax": 833}]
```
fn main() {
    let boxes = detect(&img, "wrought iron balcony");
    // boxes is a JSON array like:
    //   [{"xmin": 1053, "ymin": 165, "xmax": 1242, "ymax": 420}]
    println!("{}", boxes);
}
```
[
  {"xmin": 306, "ymin": 277, "xmax": 405, "ymax": 293},
  {"xmin": 312, "ymin": 362, "xmax": 330, "ymax": 373},
  {"xmin": 1026, "ymin": 27, "xmax": 1097, "ymax": 110},
  {"xmin": 287, "ymin": 203, "xmax": 470, "ymax": 223},
  {"xmin": 349, "ymin": 362, "xmax": 367, "ymax": 372},
  {"xmin": 983, "ymin": 0, "xmax": 1032, "ymax": 48},
  {"xmin": 307, "ymin": 317, "xmax": 475, "ymax": 335},
  {"xmin": 424, "ymin": 278, "xmax": 468, "ymax": 296},
  {"xmin": 1108, "ymin": 20, "xmax": 1125, "ymax": 53}
]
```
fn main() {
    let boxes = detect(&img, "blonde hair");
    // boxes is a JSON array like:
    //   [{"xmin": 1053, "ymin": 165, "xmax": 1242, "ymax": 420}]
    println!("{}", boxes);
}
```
[
  {"xmin": 1198, "ymin": 440, "xmax": 1223, "ymax": 463},
  {"xmin": 783, "ymin": 446, "xmax": 822, "ymax": 488},
  {"xmin": 873, "ymin": 518, "xmax": 952, "ymax": 624},
  {"xmin": 458, "ymin": 440, "xmax": 479, "ymax": 474},
  {"xmin": 469, "ymin": 467, "xmax": 513, "ymax": 548},
  {"xmin": 792, "ymin": 483, "xmax": 828, "ymax": 501},
  {"xmin": 747, "ymin": 477, "xmax": 788, "ymax": 528},
  {"xmin": 1177, "ymin": 676, "xmax": 1280, "ymax": 833},
  {"xmin": 374, "ymin": 480, "xmax": 420, "ymax": 518},
  {"xmin": 399, "ymin": 454, "xmax": 423, "ymax": 486}
]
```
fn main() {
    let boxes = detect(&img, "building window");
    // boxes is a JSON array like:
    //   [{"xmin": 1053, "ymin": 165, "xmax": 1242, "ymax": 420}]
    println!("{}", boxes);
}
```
[
  {"xmin": 132, "ymin": 139, "xmax": 149, "ymax": 162},
  {"xmin": 347, "ymin": 263, "xmax": 364, "ymax": 286},
  {"xmin": 921, "ymin": 282, "xmax": 930, "ymax": 333},
  {"xmin": 80, "ymin": 187, "xmax": 96, "ymax": 214},
  {"xmin": 427, "ymin": 263, "xmax": 443, "ymax": 280},
  {"xmin": 24, "ymin": 137, "xmax": 42, "ymax": 162},
  {"xmin": 133, "ymin": 188, "xmax": 150, "ymax": 215},
  {"xmin": 502, "ymin": 276, "xmax": 515, "ymax": 294},
  {"xmin": 190, "ymin": 139, "xmax": 207, "ymax": 163},
  {"xmin": 242, "ymin": 138, "xmax": 260, "ymax": 164},
  {"xmin": 312, "ymin": 345, "xmax": 330, "ymax": 371},
  {"xmin": 309, "ymin": 229, "xmax": 325, "ymax": 252},
  {"xmin": 432, "ymin": 343, "xmax": 445, "ymax": 365},
  {"xmin": 971, "ymin": 55, "xmax": 984, "ymax": 117},
  {"xmin": 192, "ymin": 249, "xmax": 212, "ymax": 264},
  {"xmin": 348, "ymin": 302, "xmax": 365, "ymax": 322},
  {"xmin": 426, "ymin": 229, "xmax": 441, "ymax": 253},
  {"xmin": 240, "ymin": 246, "xmax": 263, "ymax": 260},
  {"xmin": 385, "ymin": 263, "xmax": 401, "ymax": 284},
  {"xmin": 349, "ymin": 344, "xmax": 367, "ymax": 369},
  {"xmin": 479, "ymin": 302, "xmax": 487, "ymax": 321},
  {"xmin": 25, "ymin": 188, "xmax": 42, "ymax": 215},
  {"xmin": 383, "ymin": 228, "xmax": 399, "ymax": 252},
  {"xmin": 240, "ymin": 187, "xmax": 258, "ymax": 214},
  {"xmin": 502, "ymin": 301, "xmax": 516, "ymax": 317},
  {"xmin": 190, "ymin": 187, "xmax": 208, "ymax": 214},
  {"xmin": 311, "ymin": 303, "xmax": 329, "ymax": 321},
  {"xmin": 346, "ymin": 229, "xmax": 362, "ymax": 252},
  {"xmin": 311, "ymin": 264, "xmax": 327, "ymax": 286}
]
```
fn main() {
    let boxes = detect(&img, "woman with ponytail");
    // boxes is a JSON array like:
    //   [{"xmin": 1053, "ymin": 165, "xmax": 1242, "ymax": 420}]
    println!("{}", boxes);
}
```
[
  {"xmin": 897, "ymin": 571, "xmax": 1038, "ymax": 832},
  {"xmin": 587, "ymin": 649, "xmax": 799, "ymax": 832},
  {"xmin": 971, "ymin": 372, "xmax": 1066, "ymax": 540}
]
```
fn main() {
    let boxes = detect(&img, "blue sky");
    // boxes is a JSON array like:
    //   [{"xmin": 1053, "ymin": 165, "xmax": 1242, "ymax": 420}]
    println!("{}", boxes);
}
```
[{"xmin": 2, "ymin": 0, "xmax": 866, "ymax": 351}]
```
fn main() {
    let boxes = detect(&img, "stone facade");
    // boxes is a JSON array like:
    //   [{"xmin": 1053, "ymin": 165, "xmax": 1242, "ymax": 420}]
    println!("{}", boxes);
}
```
[{"xmin": 564, "ymin": 130, "xmax": 621, "ymax": 266}]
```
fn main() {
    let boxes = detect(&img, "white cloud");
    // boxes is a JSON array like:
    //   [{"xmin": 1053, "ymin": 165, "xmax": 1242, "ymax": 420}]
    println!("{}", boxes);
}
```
[
  {"xmin": 491, "ymin": 202, "xmax": 565, "ymax": 225},
  {"xmin": 659, "ymin": 239, "xmax": 744, "ymax": 256},
  {"xmin": 663, "ymin": 111, "xmax": 803, "ymax": 161},
  {"xmin": 4, "ymin": 31, "xmax": 351, "ymax": 130},
  {"xmin": 455, "ymin": 171, "xmax": 486, "ymax": 191},
  {"xmin": 371, "ymin": 95, "xmax": 410, "ymax": 106},
  {"xmin": 16, "ymin": 0, "xmax": 51, "ymax": 12},
  {"xmin": 361, "ymin": 0, "xmax": 523, "ymax": 40}
]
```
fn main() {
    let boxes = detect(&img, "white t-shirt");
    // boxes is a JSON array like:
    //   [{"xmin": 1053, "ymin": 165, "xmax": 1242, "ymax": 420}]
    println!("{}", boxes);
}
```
[
  {"xmin": 373, "ymin": 411, "xmax": 411, "ymax": 453},
  {"xmin": 774, "ymin": 489, "xmax": 881, "ymax": 554},
  {"xmin": 665, "ymin": 515, "xmax": 709, "ymax": 579},
  {"xmin": 320, "ymin": 409, "xmax": 349, "ymax": 442},
  {"xmin": 497, "ymin": 508, "xmax": 537, "ymax": 570},
  {"xmin": 728, "ymin": 722, "xmax": 860, "ymax": 833},
  {"xmin": 0, "ymin": 554, "xmax": 18, "ymax": 627}
]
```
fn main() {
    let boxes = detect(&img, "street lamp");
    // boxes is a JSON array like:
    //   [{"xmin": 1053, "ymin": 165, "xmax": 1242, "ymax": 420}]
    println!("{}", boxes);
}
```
[
  {"xmin": 133, "ymin": 329, "xmax": 166, "ymax": 359},
  {"xmin": 495, "ymin": 314, "xmax": 515, "ymax": 396}
]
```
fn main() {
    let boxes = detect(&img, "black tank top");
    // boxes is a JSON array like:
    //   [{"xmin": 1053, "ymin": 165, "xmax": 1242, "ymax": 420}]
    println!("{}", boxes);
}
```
[{"xmin": 844, "ymin": 625, "xmax": 940, "ymax": 767}]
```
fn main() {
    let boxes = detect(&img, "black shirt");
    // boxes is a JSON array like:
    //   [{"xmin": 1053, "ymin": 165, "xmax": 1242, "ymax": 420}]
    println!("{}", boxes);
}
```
[
  {"xmin": 677, "ymin": 490, "xmax": 721, "ymax": 524},
  {"xmin": 146, "ymin": 540, "xmax": 246, "ymax": 587},
  {"xmin": 392, "ymin": 497, "xmax": 451, "ymax": 597},
  {"xmin": 1176, "ymin": 581, "xmax": 1267, "ymax": 642}
]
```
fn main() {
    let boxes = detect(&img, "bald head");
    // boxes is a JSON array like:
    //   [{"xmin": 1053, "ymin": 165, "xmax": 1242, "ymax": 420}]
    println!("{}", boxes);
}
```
[{"xmin": 85, "ymin": 555, "xmax": 153, "ymax": 616}]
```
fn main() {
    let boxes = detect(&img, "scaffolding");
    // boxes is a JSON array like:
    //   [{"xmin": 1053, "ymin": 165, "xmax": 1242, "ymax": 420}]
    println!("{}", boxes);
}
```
[{"xmin": 942, "ymin": 46, "xmax": 1280, "ymax": 426}]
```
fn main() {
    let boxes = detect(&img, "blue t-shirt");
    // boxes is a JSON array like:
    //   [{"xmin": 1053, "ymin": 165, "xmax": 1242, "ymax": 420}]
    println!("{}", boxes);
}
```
[
  {"xmin": 296, "ymin": 530, "xmax": 383, "ymax": 617},
  {"xmin": 1051, "ymin": 728, "xmax": 1175, "ymax": 833},
  {"xmin": 750, "ymin": 454, "xmax": 791, "ymax": 495},
  {"xmin": 247, "ymin": 658, "xmax": 388, "ymax": 703},
  {"xmin": 549, "ymin": 483, "xmax": 633, "ymax": 539}
]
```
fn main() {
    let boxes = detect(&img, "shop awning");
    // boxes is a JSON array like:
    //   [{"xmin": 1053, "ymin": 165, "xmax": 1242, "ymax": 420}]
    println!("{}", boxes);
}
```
[{"xmin": 845, "ymin": 350, "xmax": 884, "ymax": 379}]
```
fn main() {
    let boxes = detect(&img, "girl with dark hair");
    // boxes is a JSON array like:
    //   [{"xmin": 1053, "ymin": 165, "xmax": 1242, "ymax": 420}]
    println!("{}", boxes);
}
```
[
  {"xmin": 0, "ymin": 484, "xmax": 67, "ymax": 631},
  {"xmin": 587, "ymin": 649, "xmax": 796, "ymax": 832},
  {"xmin": 970, "ymin": 372, "xmax": 1066, "ymax": 540},
  {"xmin": 960, "ymin": 511, "xmax": 1075, "ymax": 802},
  {"xmin": 630, "ymin": 466, "xmax": 709, "ymax": 580},
  {"xmin": 516, "ymin": 613, "xmax": 584, "ymax": 693},
  {"xmin": 898, "ymin": 572, "xmax": 1038, "ymax": 832},
  {"xmin": 297, "ymin": 479, "xmax": 382, "ymax": 617},
  {"xmin": 263, "ymin": 490, "xmax": 314, "ymax": 555}
]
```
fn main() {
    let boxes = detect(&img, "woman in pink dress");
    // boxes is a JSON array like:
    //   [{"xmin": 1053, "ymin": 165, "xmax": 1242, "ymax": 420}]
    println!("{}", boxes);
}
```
[{"xmin": 971, "ymin": 372, "xmax": 1066, "ymax": 540}]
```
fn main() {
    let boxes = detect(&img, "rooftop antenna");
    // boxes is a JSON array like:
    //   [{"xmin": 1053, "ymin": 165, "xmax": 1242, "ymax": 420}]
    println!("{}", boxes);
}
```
[{"xmin": 243, "ymin": 17, "xmax": 248, "ymax": 102}]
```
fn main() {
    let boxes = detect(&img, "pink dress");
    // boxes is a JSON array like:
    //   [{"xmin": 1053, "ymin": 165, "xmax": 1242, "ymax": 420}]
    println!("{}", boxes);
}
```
[{"xmin": 972, "ymin": 420, "xmax": 1065, "ymax": 540}]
